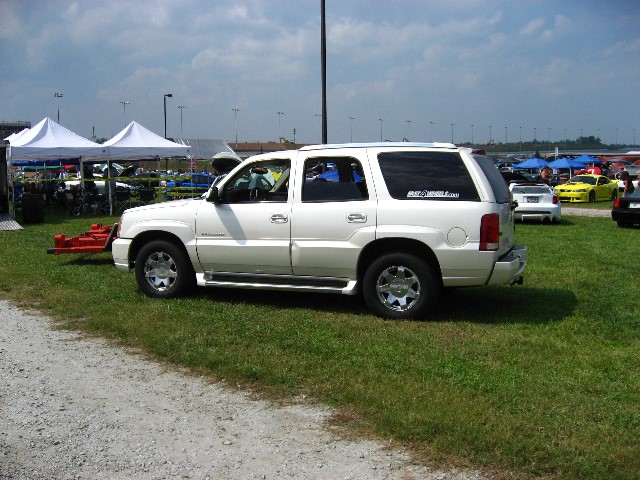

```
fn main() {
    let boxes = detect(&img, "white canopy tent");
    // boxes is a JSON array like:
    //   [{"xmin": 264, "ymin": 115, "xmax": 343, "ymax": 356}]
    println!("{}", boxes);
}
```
[
  {"xmin": 4, "ymin": 128, "xmax": 31, "ymax": 143},
  {"xmin": 5, "ymin": 118, "xmax": 191, "ymax": 217},
  {"xmin": 7, "ymin": 117, "xmax": 105, "ymax": 161},
  {"xmin": 102, "ymin": 121, "xmax": 190, "ymax": 159},
  {"xmin": 5, "ymin": 118, "xmax": 105, "ymax": 217},
  {"xmin": 98, "ymin": 121, "xmax": 191, "ymax": 214}
]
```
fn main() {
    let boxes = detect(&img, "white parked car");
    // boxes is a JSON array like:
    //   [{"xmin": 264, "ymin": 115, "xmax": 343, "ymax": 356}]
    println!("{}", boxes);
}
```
[
  {"xmin": 61, "ymin": 179, "xmax": 137, "ymax": 195},
  {"xmin": 509, "ymin": 183, "xmax": 561, "ymax": 223}
]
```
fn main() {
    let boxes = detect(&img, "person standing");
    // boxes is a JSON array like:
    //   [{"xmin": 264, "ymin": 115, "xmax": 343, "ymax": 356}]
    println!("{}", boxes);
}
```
[{"xmin": 620, "ymin": 170, "xmax": 635, "ymax": 197}]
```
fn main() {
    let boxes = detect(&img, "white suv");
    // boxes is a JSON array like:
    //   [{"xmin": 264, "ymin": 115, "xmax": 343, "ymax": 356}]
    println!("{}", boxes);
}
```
[{"xmin": 112, "ymin": 143, "xmax": 527, "ymax": 319}]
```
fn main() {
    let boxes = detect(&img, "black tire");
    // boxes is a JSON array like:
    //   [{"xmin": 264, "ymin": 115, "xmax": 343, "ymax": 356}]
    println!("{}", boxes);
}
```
[
  {"xmin": 135, "ymin": 240, "xmax": 195, "ymax": 298},
  {"xmin": 588, "ymin": 191, "xmax": 596, "ymax": 203},
  {"xmin": 362, "ymin": 253, "xmax": 440, "ymax": 320},
  {"xmin": 611, "ymin": 190, "xmax": 617, "ymax": 201}
]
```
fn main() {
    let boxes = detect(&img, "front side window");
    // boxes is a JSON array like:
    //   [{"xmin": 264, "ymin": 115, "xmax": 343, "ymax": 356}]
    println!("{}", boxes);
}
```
[
  {"xmin": 302, "ymin": 156, "xmax": 368, "ymax": 202},
  {"xmin": 378, "ymin": 151, "xmax": 480, "ymax": 201},
  {"xmin": 221, "ymin": 159, "xmax": 290, "ymax": 203}
]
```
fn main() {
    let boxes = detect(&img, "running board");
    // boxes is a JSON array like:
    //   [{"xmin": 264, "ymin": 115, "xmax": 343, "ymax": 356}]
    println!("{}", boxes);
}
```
[{"xmin": 197, "ymin": 272, "xmax": 359, "ymax": 295}]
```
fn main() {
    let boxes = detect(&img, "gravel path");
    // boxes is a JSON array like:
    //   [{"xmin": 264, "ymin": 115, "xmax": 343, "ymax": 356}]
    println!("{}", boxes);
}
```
[
  {"xmin": 0, "ymin": 300, "xmax": 484, "ymax": 480},
  {"xmin": 562, "ymin": 207, "xmax": 611, "ymax": 217}
]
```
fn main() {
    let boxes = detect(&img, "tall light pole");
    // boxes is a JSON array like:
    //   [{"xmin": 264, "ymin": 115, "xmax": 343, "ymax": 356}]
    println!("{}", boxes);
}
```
[
  {"xmin": 429, "ymin": 121, "xmax": 434, "ymax": 142},
  {"xmin": 54, "ymin": 92, "xmax": 63, "ymax": 123},
  {"xmin": 379, "ymin": 118, "xmax": 383, "ymax": 142},
  {"xmin": 178, "ymin": 105, "xmax": 187, "ymax": 137},
  {"xmin": 406, "ymin": 120, "xmax": 412, "ymax": 141},
  {"xmin": 634, "ymin": 128, "xmax": 636, "ymax": 146},
  {"xmin": 349, "ymin": 116, "xmax": 355, "ymax": 143},
  {"xmin": 320, "ymin": 0, "xmax": 327, "ymax": 144},
  {"xmin": 276, "ymin": 112, "xmax": 284, "ymax": 140},
  {"xmin": 163, "ymin": 93, "xmax": 173, "ymax": 138},
  {"xmin": 315, "ymin": 114, "xmax": 322, "ymax": 143},
  {"xmin": 471, "ymin": 124, "xmax": 474, "ymax": 145},
  {"xmin": 505, "ymin": 126, "xmax": 508, "ymax": 145},
  {"xmin": 489, "ymin": 125, "xmax": 492, "ymax": 144},
  {"xmin": 450, "ymin": 123, "xmax": 455, "ymax": 144},
  {"xmin": 519, "ymin": 126, "xmax": 522, "ymax": 151},
  {"xmin": 231, "ymin": 108, "xmax": 239, "ymax": 146},
  {"xmin": 120, "ymin": 101, "xmax": 130, "ymax": 127}
]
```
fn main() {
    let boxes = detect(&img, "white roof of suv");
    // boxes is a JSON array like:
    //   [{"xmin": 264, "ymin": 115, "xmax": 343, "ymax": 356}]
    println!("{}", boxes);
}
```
[{"xmin": 299, "ymin": 142, "xmax": 457, "ymax": 151}]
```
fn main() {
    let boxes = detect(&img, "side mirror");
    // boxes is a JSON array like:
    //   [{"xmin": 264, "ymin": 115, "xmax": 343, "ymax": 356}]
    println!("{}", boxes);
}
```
[{"xmin": 207, "ymin": 186, "xmax": 221, "ymax": 204}]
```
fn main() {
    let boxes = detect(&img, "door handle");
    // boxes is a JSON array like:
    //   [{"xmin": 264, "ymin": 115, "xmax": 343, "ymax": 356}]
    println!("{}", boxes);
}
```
[
  {"xmin": 347, "ymin": 213, "xmax": 367, "ymax": 223},
  {"xmin": 270, "ymin": 213, "xmax": 288, "ymax": 223}
]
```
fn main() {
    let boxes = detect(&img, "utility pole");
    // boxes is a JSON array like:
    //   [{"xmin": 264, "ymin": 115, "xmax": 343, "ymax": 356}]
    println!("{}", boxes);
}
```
[{"xmin": 320, "ymin": 0, "xmax": 327, "ymax": 144}]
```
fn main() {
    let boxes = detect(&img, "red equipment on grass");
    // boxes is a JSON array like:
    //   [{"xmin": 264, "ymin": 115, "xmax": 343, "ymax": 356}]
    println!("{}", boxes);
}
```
[{"xmin": 47, "ymin": 223, "xmax": 117, "ymax": 255}]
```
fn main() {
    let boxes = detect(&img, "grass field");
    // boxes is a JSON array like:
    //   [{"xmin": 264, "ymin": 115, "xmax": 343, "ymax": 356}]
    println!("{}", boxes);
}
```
[{"xmin": 0, "ymin": 210, "xmax": 638, "ymax": 479}]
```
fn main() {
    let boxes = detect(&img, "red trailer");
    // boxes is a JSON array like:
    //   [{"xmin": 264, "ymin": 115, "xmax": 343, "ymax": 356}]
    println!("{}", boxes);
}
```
[{"xmin": 47, "ymin": 223, "xmax": 117, "ymax": 255}]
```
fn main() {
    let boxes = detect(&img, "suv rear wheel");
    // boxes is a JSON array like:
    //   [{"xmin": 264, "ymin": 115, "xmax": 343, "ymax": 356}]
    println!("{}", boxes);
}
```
[{"xmin": 363, "ymin": 253, "xmax": 440, "ymax": 320}]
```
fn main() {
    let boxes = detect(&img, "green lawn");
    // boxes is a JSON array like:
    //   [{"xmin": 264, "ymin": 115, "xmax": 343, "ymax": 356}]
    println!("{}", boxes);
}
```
[{"xmin": 0, "ymin": 211, "xmax": 638, "ymax": 480}]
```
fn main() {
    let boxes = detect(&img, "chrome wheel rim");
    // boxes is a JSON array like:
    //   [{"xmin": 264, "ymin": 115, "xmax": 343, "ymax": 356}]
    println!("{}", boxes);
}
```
[
  {"xmin": 143, "ymin": 251, "xmax": 177, "ymax": 292},
  {"xmin": 375, "ymin": 265, "xmax": 421, "ymax": 312}
]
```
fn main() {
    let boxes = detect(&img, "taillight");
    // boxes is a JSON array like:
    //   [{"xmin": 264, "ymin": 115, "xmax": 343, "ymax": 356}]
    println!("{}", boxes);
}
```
[
  {"xmin": 553, "ymin": 195, "xmax": 559, "ymax": 204},
  {"xmin": 613, "ymin": 198, "xmax": 620, "ymax": 208},
  {"xmin": 480, "ymin": 213, "xmax": 500, "ymax": 251}
]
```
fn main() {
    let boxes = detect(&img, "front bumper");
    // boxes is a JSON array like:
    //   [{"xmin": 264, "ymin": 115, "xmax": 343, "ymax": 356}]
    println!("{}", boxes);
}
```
[
  {"xmin": 556, "ymin": 191, "xmax": 588, "ymax": 203},
  {"xmin": 112, "ymin": 238, "xmax": 133, "ymax": 272}
]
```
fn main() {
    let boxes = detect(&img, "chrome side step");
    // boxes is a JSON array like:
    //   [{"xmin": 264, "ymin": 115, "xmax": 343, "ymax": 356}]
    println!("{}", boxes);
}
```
[{"xmin": 196, "ymin": 272, "xmax": 359, "ymax": 295}]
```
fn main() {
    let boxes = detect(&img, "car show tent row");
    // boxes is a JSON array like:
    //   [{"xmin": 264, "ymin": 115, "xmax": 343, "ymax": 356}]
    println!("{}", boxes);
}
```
[{"xmin": 4, "ymin": 117, "xmax": 191, "ymax": 216}]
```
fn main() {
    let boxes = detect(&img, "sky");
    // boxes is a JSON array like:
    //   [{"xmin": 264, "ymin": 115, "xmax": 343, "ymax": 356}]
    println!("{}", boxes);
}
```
[{"xmin": 1, "ymin": 0, "xmax": 639, "ymax": 147}]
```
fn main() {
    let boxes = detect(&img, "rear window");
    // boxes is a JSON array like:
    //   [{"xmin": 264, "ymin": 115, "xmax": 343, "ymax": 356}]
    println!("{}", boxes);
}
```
[
  {"xmin": 378, "ymin": 151, "xmax": 479, "ymax": 201},
  {"xmin": 511, "ymin": 185, "xmax": 552, "ymax": 194}
]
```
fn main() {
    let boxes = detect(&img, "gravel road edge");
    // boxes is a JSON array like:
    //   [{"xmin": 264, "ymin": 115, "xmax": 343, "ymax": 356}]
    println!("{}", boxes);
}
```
[{"xmin": 0, "ymin": 299, "xmax": 486, "ymax": 480}]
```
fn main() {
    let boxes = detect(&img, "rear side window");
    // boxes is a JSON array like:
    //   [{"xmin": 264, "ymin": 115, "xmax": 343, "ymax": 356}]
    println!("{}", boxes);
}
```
[
  {"xmin": 378, "ymin": 151, "xmax": 479, "ymax": 201},
  {"xmin": 473, "ymin": 154, "xmax": 511, "ymax": 203},
  {"xmin": 302, "ymin": 156, "xmax": 368, "ymax": 202}
]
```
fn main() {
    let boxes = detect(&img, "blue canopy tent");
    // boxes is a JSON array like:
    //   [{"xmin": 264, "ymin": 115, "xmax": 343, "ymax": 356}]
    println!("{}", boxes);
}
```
[
  {"xmin": 572, "ymin": 154, "xmax": 600, "ymax": 165},
  {"xmin": 513, "ymin": 158, "xmax": 550, "ymax": 169},
  {"xmin": 546, "ymin": 157, "xmax": 589, "ymax": 169}
]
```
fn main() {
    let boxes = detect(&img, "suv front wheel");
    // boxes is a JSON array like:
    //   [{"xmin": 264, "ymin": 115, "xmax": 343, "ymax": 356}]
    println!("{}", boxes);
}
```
[
  {"xmin": 363, "ymin": 253, "xmax": 440, "ymax": 320},
  {"xmin": 135, "ymin": 240, "xmax": 195, "ymax": 298}
]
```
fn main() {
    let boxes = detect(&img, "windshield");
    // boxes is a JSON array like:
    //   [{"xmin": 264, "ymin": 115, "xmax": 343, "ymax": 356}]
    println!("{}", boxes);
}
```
[{"xmin": 569, "ymin": 176, "xmax": 596, "ymax": 185}]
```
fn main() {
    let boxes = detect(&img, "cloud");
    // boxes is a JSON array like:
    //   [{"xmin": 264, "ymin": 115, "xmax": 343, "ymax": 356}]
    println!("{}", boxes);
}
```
[
  {"xmin": 520, "ymin": 18, "xmax": 545, "ymax": 36},
  {"xmin": 0, "ymin": 1, "xmax": 22, "ymax": 39}
]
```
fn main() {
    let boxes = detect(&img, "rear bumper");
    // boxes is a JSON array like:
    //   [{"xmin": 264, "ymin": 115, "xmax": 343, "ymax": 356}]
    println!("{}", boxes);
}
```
[
  {"xmin": 612, "ymin": 210, "xmax": 640, "ymax": 224},
  {"xmin": 487, "ymin": 245, "xmax": 527, "ymax": 285},
  {"xmin": 515, "ymin": 205, "xmax": 561, "ymax": 222}
]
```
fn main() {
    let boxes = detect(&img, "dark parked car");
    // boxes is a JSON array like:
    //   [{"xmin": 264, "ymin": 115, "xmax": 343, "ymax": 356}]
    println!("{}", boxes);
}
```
[
  {"xmin": 611, "ymin": 191, "xmax": 640, "ymax": 227},
  {"xmin": 165, "ymin": 173, "xmax": 216, "ymax": 199}
]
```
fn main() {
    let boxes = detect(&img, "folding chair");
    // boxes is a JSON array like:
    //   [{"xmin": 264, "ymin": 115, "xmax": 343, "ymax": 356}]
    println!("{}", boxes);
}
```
[
  {"xmin": 113, "ymin": 188, "xmax": 131, "ymax": 212},
  {"xmin": 137, "ymin": 187, "xmax": 156, "ymax": 206}
]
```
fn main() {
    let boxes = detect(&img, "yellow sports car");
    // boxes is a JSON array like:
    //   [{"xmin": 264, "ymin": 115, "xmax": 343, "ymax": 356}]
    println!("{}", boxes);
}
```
[{"xmin": 554, "ymin": 174, "xmax": 618, "ymax": 203}]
